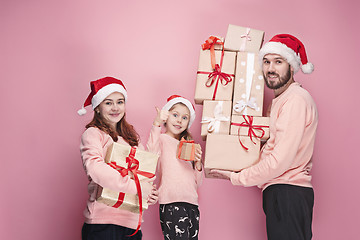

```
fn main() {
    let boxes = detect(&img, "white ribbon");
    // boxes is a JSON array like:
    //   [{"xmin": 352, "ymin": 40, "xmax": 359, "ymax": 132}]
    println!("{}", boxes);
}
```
[
  {"xmin": 201, "ymin": 101, "xmax": 230, "ymax": 133},
  {"xmin": 239, "ymin": 28, "xmax": 251, "ymax": 51},
  {"xmin": 233, "ymin": 97, "xmax": 258, "ymax": 113}
]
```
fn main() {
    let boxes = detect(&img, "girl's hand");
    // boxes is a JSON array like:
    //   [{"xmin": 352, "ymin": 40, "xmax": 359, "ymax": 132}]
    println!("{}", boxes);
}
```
[
  {"xmin": 194, "ymin": 145, "xmax": 202, "ymax": 171},
  {"xmin": 147, "ymin": 185, "xmax": 159, "ymax": 205},
  {"xmin": 153, "ymin": 107, "xmax": 169, "ymax": 127}
]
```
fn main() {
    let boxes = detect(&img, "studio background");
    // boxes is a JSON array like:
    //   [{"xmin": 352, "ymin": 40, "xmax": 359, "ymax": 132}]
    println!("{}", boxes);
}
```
[{"xmin": 2, "ymin": 0, "xmax": 359, "ymax": 239}]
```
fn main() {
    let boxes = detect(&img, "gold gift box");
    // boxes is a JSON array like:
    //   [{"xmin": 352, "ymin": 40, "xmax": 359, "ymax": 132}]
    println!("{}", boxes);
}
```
[{"xmin": 96, "ymin": 142, "xmax": 159, "ymax": 213}]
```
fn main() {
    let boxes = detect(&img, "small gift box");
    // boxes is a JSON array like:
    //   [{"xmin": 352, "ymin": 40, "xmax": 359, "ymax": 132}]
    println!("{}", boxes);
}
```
[
  {"xmin": 232, "ymin": 52, "xmax": 264, "ymax": 116},
  {"xmin": 201, "ymin": 100, "xmax": 231, "ymax": 140},
  {"xmin": 96, "ymin": 143, "xmax": 158, "ymax": 213},
  {"xmin": 177, "ymin": 138, "xmax": 201, "ymax": 161},
  {"xmin": 204, "ymin": 134, "xmax": 260, "ymax": 178},
  {"xmin": 224, "ymin": 24, "xmax": 265, "ymax": 52},
  {"xmin": 194, "ymin": 46, "xmax": 236, "ymax": 104},
  {"xmin": 230, "ymin": 115, "xmax": 270, "ymax": 141}
]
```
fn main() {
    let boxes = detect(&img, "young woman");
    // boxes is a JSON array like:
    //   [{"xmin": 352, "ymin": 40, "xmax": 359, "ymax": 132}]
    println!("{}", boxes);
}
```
[{"xmin": 78, "ymin": 76, "xmax": 158, "ymax": 240}]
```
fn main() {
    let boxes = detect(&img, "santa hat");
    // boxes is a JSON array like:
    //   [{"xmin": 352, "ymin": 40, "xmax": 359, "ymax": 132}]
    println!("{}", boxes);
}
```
[
  {"xmin": 162, "ymin": 95, "xmax": 196, "ymax": 128},
  {"xmin": 259, "ymin": 34, "xmax": 314, "ymax": 74},
  {"xmin": 78, "ymin": 77, "xmax": 127, "ymax": 115}
]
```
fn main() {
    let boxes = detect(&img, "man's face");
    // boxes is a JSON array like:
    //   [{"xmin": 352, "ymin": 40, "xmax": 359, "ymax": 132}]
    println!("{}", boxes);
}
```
[{"xmin": 262, "ymin": 54, "xmax": 292, "ymax": 90}]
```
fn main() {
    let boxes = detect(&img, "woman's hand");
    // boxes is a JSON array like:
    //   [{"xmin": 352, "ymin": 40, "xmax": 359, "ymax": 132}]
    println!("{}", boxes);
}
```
[
  {"xmin": 147, "ymin": 185, "xmax": 159, "ymax": 205},
  {"xmin": 139, "ymin": 176, "xmax": 156, "ymax": 199}
]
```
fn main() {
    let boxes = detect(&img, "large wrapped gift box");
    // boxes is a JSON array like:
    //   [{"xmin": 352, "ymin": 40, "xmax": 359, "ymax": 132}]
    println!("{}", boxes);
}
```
[
  {"xmin": 232, "ymin": 52, "xmax": 264, "ymax": 116},
  {"xmin": 96, "ymin": 142, "xmax": 159, "ymax": 213},
  {"xmin": 177, "ymin": 138, "xmax": 201, "ymax": 161},
  {"xmin": 204, "ymin": 134, "xmax": 260, "ymax": 178},
  {"xmin": 201, "ymin": 100, "xmax": 231, "ymax": 140},
  {"xmin": 224, "ymin": 24, "xmax": 264, "ymax": 52},
  {"xmin": 230, "ymin": 115, "xmax": 270, "ymax": 141},
  {"xmin": 194, "ymin": 49, "xmax": 236, "ymax": 104}
]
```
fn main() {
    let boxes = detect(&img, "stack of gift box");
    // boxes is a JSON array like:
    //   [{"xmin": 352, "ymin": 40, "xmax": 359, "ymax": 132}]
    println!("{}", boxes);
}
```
[{"xmin": 194, "ymin": 24, "xmax": 270, "ymax": 178}]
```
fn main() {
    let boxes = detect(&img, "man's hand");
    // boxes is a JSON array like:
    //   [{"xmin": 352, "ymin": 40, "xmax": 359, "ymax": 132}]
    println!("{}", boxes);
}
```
[{"xmin": 209, "ymin": 169, "xmax": 232, "ymax": 180}]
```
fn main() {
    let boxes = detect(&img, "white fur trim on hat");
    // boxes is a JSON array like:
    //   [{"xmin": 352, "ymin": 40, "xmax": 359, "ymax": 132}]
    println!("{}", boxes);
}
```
[
  {"xmin": 91, "ymin": 83, "xmax": 128, "ymax": 109},
  {"xmin": 259, "ymin": 41, "xmax": 301, "ymax": 73},
  {"xmin": 162, "ymin": 97, "xmax": 196, "ymax": 128}
]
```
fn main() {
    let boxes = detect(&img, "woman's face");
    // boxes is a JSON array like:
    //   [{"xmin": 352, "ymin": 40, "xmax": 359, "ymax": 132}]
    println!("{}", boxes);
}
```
[{"xmin": 97, "ymin": 92, "xmax": 125, "ymax": 129}]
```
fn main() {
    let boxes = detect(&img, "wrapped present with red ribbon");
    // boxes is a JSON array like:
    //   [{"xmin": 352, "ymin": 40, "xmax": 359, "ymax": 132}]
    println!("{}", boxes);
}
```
[
  {"xmin": 231, "ymin": 115, "xmax": 270, "ymax": 150},
  {"xmin": 224, "ymin": 24, "xmax": 265, "ymax": 52},
  {"xmin": 194, "ymin": 36, "xmax": 236, "ymax": 104},
  {"xmin": 177, "ymin": 137, "xmax": 201, "ymax": 161},
  {"xmin": 201, "ymin": 100, "xmax": 231, "ymax": 140},
  {"xmin": 96, "ymin": 142, "xmax": 158, "ymax": 236},
  {"xmin": 204, "ymin": 134, "xmax": 260, "ymax": 178},
  {"xmin": 232, "ymin": 52, "xmax": 265, "ymax": 117}
]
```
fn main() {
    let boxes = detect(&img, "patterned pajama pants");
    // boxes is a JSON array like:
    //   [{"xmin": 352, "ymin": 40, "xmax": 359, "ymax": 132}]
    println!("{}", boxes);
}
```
[{"xmin": 159, "ymin": 202, "xmax": 200, "ymax": 240}]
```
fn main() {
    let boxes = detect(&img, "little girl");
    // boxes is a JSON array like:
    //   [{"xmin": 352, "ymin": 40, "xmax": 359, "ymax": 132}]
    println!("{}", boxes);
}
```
[
  {"xmin": 147, "ymin": 95, "xmax": 203, "ymax": 240},
  {"xmin": 78, "ymin": 76, "xmax": 158, "ymax": 240}
]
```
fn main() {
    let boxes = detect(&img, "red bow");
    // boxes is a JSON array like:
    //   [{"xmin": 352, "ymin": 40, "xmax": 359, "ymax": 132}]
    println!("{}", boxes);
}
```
[
  {"xmin": 107, "ymin": 147, "xmax": 155, "ymax": 236},
  {"xmin": 231, "ymin": 116, "xmax": 269, "ymax": 150}
]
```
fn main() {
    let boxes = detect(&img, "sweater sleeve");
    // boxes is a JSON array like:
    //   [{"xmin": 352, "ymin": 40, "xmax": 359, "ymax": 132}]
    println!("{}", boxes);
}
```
[
  {"xmin": 231, "ymin": 96, "xmax": 307, "ymax": 187},
  {"xmin": 80, "ymin": 128, "xmax": 137, "ymax": 194},
  {"xmin": 146, "ymin": 125, "xmax": 162, "ymax": 154}
]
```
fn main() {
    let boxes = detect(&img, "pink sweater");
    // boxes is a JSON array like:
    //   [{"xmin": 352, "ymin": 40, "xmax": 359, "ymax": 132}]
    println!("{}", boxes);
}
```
[
  {"xmin": 80, "ymin": 127, "xmax": 141, "ymax": 230},
  {"xmin": 147, "ymin": 126, "xmax": 203, "ymax": 205},
  {"xmin": 231, "ymin": 82, "xmax": 318, "ymax": 190}
]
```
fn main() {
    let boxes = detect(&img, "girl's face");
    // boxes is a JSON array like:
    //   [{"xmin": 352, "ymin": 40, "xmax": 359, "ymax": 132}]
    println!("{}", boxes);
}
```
[
  {"xmin": 165, "ymin": 103, "xmax": 190, "ymax": 139},
  {"xmin": 97, "ymin": 92, "xmax": 125, "ymax": 130}
]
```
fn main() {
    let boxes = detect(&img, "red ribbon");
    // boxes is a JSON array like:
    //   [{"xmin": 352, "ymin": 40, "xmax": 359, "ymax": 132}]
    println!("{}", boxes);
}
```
[
  {"xmin": 197, "ymin": 36, "xmax": 234, "ymax": 100},
  {"xmin": 177, "ymin": 137, "xmax": 196, "ymax": 161},
  {"xmin": 230, "ymin": 116, "xmax": 269, "ymax": 150},
  {"xmin": 201, "ymin": 36, "xmax": 224, "ymax": 69},
  {"xmin": 107, "ymin": 147, "xmax": 155, "ymax": 236}
]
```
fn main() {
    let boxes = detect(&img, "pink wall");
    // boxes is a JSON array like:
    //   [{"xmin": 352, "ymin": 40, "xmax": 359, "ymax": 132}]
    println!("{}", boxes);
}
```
[{"xmin": 2, "ymin": 0, "xmax": 359, "ymax": 239}]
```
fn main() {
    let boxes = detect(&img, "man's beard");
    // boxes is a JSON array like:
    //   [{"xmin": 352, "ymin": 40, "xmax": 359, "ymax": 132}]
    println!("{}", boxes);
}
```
[{"xmin": 264, "ymin": 66, "xmax": 292, "ymax": 90}]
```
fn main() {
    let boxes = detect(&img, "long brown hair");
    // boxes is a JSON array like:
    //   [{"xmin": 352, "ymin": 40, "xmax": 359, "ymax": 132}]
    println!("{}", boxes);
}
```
[{"xmin": 86, "ymin": 111, "xmax": 139, "ymax": 146}]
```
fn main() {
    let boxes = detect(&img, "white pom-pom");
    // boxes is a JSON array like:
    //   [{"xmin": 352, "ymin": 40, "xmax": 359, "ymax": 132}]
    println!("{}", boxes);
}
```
[
  {"xmin": 77, "ymin": 107, "xmax": 87, "ymax": 116},
  {"xmin": 301, "ymin": 62, "xmax": 314, "ymax": 74}
]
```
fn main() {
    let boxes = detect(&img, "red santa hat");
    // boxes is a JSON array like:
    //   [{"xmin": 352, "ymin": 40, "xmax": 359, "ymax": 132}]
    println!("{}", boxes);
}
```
[
  {"xmin": 162, "ymin": 95, "xmax": 196, "ymax": 128},
  {"xmin": 259, "ymin": 34, "xmax": 314, "ymax": 74},
  {"xmin": 78, "ymin": 76, "xmax": 127, "ymax": 115}
]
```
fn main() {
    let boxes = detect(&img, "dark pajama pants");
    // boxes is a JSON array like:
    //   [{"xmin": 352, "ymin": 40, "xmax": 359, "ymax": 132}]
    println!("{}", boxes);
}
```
[
  {"xmin": 263, "ymin": 184, "xmax": 314, "ymax": 240},
  {"xmin": 82, "ymin": 223, "xmax": 142, "ymax": 240},
  {"xmin": 159, "ymin": 202, "xmax": 200, "ymax": 240}
]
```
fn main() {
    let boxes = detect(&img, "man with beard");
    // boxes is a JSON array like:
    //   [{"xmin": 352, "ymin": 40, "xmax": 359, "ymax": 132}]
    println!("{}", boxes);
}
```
[{"xmin": 211, "ymin": 34, "xmax": 318, "ymax": 240}]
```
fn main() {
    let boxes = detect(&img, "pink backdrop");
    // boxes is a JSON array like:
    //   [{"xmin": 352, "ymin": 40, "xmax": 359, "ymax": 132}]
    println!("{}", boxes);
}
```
[{"xmin": 2, "ymin": 0, "xmax": 359, "ymax": 239}]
